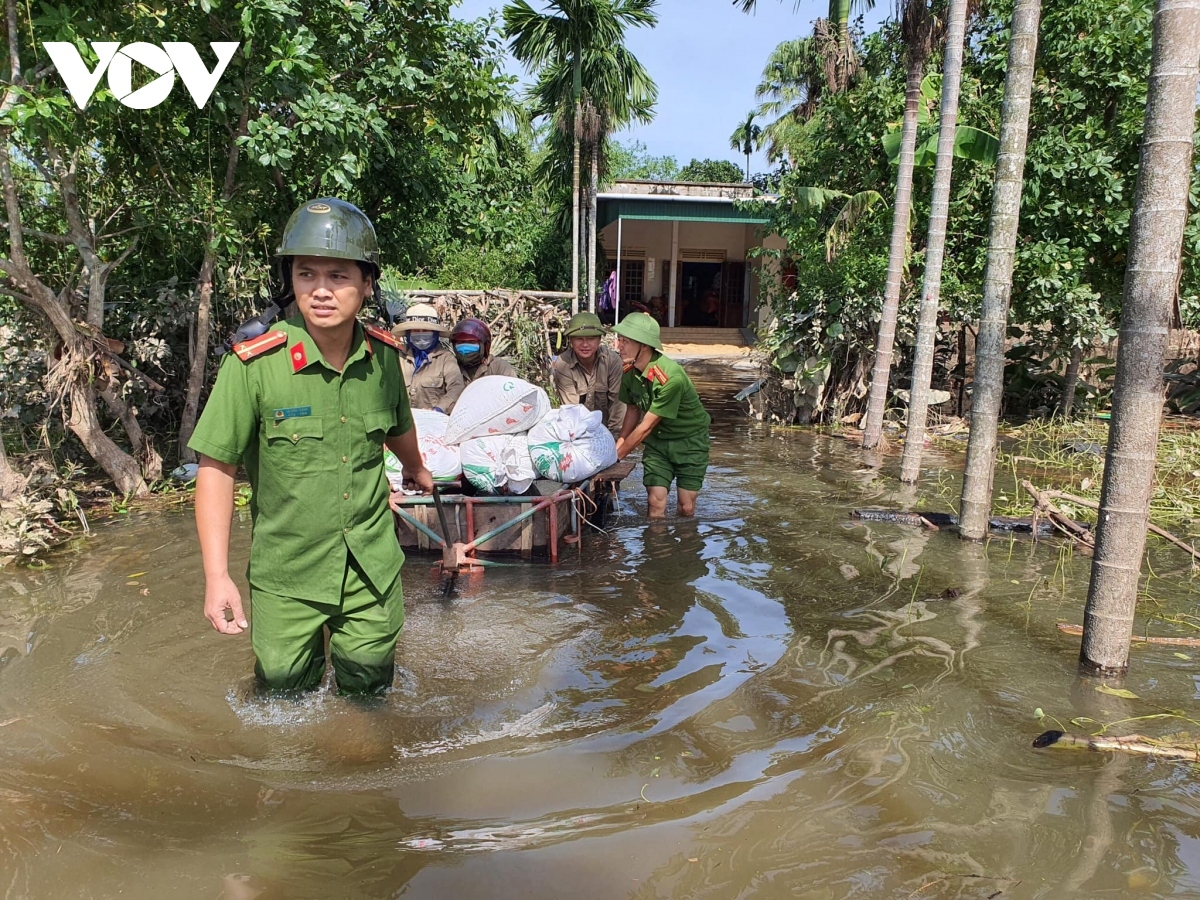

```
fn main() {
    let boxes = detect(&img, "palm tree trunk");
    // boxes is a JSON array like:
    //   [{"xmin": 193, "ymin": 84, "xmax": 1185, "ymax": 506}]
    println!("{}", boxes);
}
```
[
  {"xmin": 1059, "ymin": 344, "xmax": 1083, "ymax": 417},
  {"xmin": 1079, "ymin": 0, "xmax": 1200, "ymax": 675},
  {"xmin": 898, "ymin": 0, "xmax": 969, "ymax": 483},
  {"xmin": 861, "ymin": 54, "xmax": 926, "ymax": 449},
  {"xmin": 958, "ymin": 0, "xmax": 1042, "ymax": 540},
  {"xmin": 588, "ymin": 138, "xmax": 599, "ymax": 313},
  {"xmin": 745, "ymin": 150, "xmax": 751, "ymax": 181},
  {"xmin": 572, "ymin": 100, "xmax": 581, "ymax": 315}
]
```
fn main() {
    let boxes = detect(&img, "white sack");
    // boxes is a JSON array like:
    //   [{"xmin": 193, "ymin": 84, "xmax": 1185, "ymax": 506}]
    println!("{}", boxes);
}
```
[
  {"xmin": 527, "ymin": 405, "xmax": 618, "ymax": 483},
  {"xmin": 384, "ymin": 409, "xmax": 462, "ymax": 487},
  {"xmin": 459, "ymin": 434, "xmax": 536, "ymax": 495},
  {"xmin": 443, "ymin": 375, "xmax": 550, "ymax": 444}
]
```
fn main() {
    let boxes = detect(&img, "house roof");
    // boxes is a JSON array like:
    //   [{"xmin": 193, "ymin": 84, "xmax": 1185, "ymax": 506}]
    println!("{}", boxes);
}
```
[{"xmin": 598, "ymin": 181, "xmax": 773, "ymax": 230}]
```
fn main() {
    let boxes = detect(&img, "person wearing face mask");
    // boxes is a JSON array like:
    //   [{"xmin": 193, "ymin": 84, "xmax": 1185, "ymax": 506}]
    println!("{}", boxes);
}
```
[
  {"xmin": 391, "ymin": 304, "xmax": 464, "ymax": 413},
  {"xmin": 450, "ymin": 318, "xmax": 516, "ymax": 385}
]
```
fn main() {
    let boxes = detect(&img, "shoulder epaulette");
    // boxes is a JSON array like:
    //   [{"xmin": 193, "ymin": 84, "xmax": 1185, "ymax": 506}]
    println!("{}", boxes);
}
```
[
  {"xmin": 646, "ymin": 364, "xmax": 669, "ymax": 386},
  {"xmin": 233, "ymin": 330, "xmax": 287, "ymax": 362},
  {"xmin": 365, "ymin": 323, "xmax": 403, "ymax": 351}
]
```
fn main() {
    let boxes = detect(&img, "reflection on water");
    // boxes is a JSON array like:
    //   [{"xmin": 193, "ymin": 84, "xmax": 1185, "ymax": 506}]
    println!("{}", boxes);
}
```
[{"xmin": 3, "ymin": 363, "xmax": 1200, "ymax": 898}]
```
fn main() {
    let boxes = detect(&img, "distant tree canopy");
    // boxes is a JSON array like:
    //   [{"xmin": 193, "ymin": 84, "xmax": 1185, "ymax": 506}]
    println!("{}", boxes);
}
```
[
  {"xmin": 749, "ymin": 0, "xmax": 1198, "ymax": 420},
  {"xmin": 606, "ymin": 139, "xmax": 680, "ymax": 181},
  {"xmin": 677, "ymin": 158, "xmax": 747, "ymax": 184}
]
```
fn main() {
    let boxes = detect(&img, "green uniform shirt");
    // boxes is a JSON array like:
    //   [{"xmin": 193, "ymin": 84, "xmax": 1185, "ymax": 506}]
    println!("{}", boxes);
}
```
[
  {"xmin": 619, "ymin": 351, "xmax": 711, "ymax": 443},
  {"xmin": 188, "ymin": 316, "xmax": 413, "ymax": 604}
]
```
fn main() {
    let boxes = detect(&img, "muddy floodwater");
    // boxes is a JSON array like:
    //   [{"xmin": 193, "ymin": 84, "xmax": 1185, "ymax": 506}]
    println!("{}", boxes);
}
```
[{"xmin": 5, "ymin": 364, "xmax": 1200, "ymax": 899}]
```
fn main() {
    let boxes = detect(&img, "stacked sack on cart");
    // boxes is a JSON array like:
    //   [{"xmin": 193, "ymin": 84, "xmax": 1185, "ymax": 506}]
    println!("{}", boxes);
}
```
[{"xmin": 384, "ymin": 376, "xmax": 618, "ymax": 495}]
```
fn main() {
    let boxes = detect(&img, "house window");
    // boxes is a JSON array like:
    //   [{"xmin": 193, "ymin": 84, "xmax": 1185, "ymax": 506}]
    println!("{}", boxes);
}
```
[{"xmin": 621, "ymin": 259, "xmax": 645, "ymax": 308}]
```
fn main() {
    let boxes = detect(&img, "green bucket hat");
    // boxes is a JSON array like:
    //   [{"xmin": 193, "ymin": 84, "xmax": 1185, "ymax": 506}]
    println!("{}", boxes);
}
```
[
  {"xmin": 611, "ymin": 312, "xmax": 662, "ymax": 350},
  {"xmin": 565, "ymin": 312, "xmax": 606, "ymax": 338},
  {"xmin": 277, "ymin": 197, "xmax": 380, "ymax": 272}
]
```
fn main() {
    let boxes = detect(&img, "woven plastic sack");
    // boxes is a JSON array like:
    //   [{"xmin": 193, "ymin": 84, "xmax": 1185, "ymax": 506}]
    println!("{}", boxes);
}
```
[
  {"xmin": 527, "ymin": 405, "xmax": 618, "ymax": 483},
  {"xmin": 443, "ymin": 375, "xmax": 550, "ymax": 444},
  {"xmin": 459, "ymin": 434, "xmax": 536, "ymax": 495},
  {"xmin": 384, "ymin": 409, "xmax": 462, "ymax": 488}
]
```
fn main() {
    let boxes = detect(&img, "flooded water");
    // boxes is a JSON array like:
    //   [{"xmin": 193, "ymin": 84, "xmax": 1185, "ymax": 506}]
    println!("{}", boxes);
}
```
[{"xmin": 4, "ymin": 362, "xmax": 1200, "ymax": 899}]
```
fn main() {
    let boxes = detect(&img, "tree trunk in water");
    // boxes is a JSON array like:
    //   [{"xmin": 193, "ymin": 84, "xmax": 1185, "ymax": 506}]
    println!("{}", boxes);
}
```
[
  {"xmin": 958, "ymin": 0, "xmax": 1042, "ymax": 540},
  {"xmin": 862, "ymin": 54, "xmax": 926, "ymax": 449},
  {"xmin": 571, "ymin": 101, "xmax": 581, "ymax": 315},
  {"xmin": 67, "ymin": 379, "xmax": 149, "ymax": 497},
  {"xmin": 588, "ymin": 139, "xmax": 599, "ymax": 313},
  {"xmin": 1080, "ymin": 0, "xmax": 1200, "ymax": 675},
  {"xmin": 178, "ymin": 248, "xmax": 217, "ymax": 463},
  {"xmin": 1059, "ymin": 344, "xmax": 1083, "ymax": 417},
  {"xmin": 898, "ymin": 0, "xmax": 969, "ymax": 483},
  {"xmin": 99, "ymin": 385, "xmax": 163, "ymax": 482}
]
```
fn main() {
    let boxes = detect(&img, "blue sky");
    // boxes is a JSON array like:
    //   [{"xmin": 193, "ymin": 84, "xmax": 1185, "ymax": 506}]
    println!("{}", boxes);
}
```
[{"xmin": 452, "ymin": 0, "xmax": 890, "ymax": 177}]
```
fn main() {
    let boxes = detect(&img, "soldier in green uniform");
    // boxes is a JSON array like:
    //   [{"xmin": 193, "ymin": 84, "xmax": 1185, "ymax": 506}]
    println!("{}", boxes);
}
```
[
  {"xmin": 189, "ymin": 197, "xmax": 434, "ymax": 696},
  {"xmin": 551, "ymin": 312, "xmax": 627, "ymax": 433},
  {"xmin": 613, "ymin": 312, "xmax": 711, "ymax": 519}
]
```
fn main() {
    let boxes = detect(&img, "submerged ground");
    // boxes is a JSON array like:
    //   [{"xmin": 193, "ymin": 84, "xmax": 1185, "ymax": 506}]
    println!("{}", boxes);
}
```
[{"xmin": 2, "ymin": 363, "xmax": 1199, "ymax": 899}]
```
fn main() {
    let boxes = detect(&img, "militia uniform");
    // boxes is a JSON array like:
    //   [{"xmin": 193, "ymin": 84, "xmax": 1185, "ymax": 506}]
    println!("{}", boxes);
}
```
[
  {"xmin": 190, "ymin": 197, "xmax": 413, "ymax": 695},
  {"xmin": 552, "ymin": 346, "xmax": 627, "ymax": 432},
  {"xmin": 618, "ymin": 349, "xmax": 711, "ymax": 493}
]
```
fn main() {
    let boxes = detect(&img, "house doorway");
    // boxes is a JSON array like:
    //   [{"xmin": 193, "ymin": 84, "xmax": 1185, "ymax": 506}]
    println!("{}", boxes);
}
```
[
  {"xmin": 667, "ymin": 260, "xmax": 746, "ymax": 327},
  {"xmin": 678, "ymin": 262, "xmax": 722, "ymax": 326}
]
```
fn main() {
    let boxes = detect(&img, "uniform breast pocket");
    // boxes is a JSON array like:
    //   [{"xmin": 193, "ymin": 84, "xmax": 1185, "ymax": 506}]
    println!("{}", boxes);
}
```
[
  {"xmin": 364, "ymin": 409, "xmax": 396, "ymax": 444},
  {"xmin": 590, "ymin": 387, "xmax": 610, "ymax": 411},
  {"xmin": 264, "ymin": 416, "xmax": 325, "ymax": 476}
]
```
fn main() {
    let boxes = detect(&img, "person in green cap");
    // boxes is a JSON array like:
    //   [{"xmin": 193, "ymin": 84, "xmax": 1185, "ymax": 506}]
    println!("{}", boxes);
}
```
[
  {"xmin": 189, "ymin": 197, "xmax": 434, "ymax": 696},
  {"xmin": 551, "ymin": 312, "xmax": 627, "ymax": 433},
  {"xmin": 613, "ymin": 312, "xmax": 711, "ymax": 518}
]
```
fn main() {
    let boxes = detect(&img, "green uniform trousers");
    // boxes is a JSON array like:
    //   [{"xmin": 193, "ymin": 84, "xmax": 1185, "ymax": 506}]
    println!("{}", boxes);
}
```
[
  {"xmin": 250, "ymin": 553, "xmax": 404, "ymax": 695},
  {"xmin": 642, "ymin": 431, "xmax": 710, "ymax": 492}
]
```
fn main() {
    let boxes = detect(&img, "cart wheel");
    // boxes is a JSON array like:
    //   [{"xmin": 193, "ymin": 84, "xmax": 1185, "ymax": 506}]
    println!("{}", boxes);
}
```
[{"xmin": 592, "ymin": 486, "xmax": 614, "ymax": 528}]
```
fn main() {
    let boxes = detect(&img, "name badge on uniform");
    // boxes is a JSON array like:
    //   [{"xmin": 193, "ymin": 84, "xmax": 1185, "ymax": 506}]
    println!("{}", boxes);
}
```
[{"xmin": 273, "ymin": 406, "xmax": 312, "ymax": 422}]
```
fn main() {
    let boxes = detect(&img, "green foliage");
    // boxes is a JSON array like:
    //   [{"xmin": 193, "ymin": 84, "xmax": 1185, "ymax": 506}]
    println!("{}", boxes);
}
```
[
  {"xmin": 677, "ymin": 159, "xmax": 746, "ymax": 184},
  {"xmin": 752, "ymin": 0, "xmax": 1189, "ymax": 422},
  {"xmin": 606, "ymin": 139, "xmax": 679, "ymax": 181}
]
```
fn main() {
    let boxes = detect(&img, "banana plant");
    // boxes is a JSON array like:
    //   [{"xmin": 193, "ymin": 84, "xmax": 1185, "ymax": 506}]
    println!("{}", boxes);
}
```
[{"xmin": 881, "ymin": 74, "xmax": 999, "ymax": 166}]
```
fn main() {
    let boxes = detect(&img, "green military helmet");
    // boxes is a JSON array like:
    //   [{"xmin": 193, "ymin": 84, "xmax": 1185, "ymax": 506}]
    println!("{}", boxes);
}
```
[
  {"xmin": 611, "ymin": 312, "xmax": 662, "ymax": 350},
  {"xmin": 565, "ymin": 312, "xmax": 606, "ymax": 338},
  {"xmin": 277, "ymin": 197, "xmax": 380, "ymax": 272}
]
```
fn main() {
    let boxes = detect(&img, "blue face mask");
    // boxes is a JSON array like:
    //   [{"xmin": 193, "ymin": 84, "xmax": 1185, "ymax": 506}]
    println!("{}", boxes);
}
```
[
  {"xmin": 407, "ymin": 331, "xmax": 437, "ymax": 352},
  {"xmin": 454, "ymin": 343, "xmax": 481, "ymax": 359}
]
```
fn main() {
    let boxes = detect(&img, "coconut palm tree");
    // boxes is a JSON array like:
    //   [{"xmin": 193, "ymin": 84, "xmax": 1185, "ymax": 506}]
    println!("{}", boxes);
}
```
[
  {"xmin": 897, "ymin": 0, "xmax": 969, "ymax": 483},
  {"xmin": 503, "ymin": 0, "xmax": 658, "ymax": 309},
  {"xmin": 738, "ymin": 0, "xmax": 872, "ymax": 84},
  {"xmin": 860, "ymin": 0, "xmax": 946, "ymax": 450},
  {"xmin": 1080, "ymin": 0, "xmax": 1200, "ymax": 674},
  {"xmin": 957, "ymin": 0, "xmax": 1042, "ymax": 539},
  {"xmin": 524, "ymin": 39, "xmax": 657, "ymax": 308},
  {"xmin": 729, "ymin": 111, "xmax": 762, "ymax": 180}
]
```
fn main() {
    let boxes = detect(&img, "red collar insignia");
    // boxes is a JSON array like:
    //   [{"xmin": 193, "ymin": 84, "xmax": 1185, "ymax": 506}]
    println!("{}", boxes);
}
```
[
  {"xmin": 645, "ymin": 364, "xmax": 668, "ymax": 385},
  {"xmin": 290, "ymin": 341, "xmax": 309, "ymax": 373}
]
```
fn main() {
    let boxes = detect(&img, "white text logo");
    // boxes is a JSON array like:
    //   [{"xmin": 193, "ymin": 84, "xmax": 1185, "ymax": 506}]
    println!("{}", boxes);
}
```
[{"xmin": 42, "ymin": 41, "xmax": 240, "ymax": 110}]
